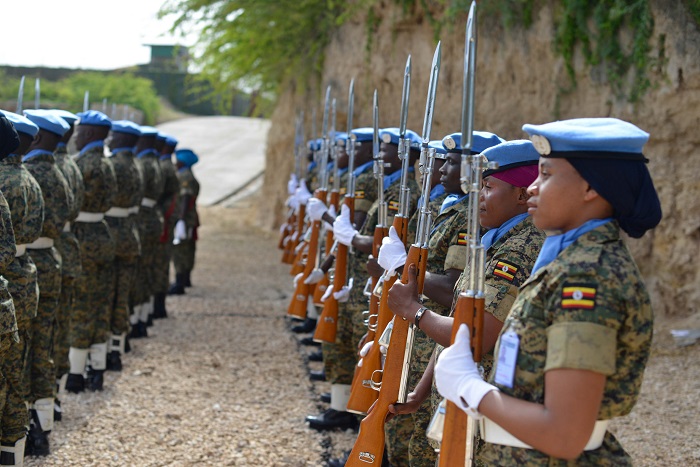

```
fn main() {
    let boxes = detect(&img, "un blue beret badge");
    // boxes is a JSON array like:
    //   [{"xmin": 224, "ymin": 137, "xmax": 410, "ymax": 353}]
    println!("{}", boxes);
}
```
[
  {"xmin": 381, "ymin": 133, "xmax": 392, "ymax": 144},
  {"xmin": 443, "ymin": 136, "xmax": 457, "ymax": 151},
  {"xmin": 531, "ymin": 135, "xmax": 551, "ymax": 155}
]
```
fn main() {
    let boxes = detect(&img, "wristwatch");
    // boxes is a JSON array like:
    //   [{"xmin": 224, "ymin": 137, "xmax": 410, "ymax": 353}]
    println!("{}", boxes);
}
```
[{"xmin": 414, "ymin": 306, "xmax": 429, "ymax": 330}]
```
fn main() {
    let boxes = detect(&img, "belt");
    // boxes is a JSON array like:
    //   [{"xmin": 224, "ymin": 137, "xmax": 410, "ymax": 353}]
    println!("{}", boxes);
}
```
[
  {"xmin": 15, "ymin": 244, "xmax": 27, "ymax": 257},
  {"xmin": 62, "ymin": 222, "xmax": 71, "ymax": 233},
  {"xmin": 105, "ymin": 207, "xmax": 130, "ymax": 218},
  {"xmin": 26, "ymin": 237, "xmax": 54, "ymax": 250},
  {"xmin": 128, "ymin": 206, "xmax": 139, "ymax": 215},
  {"xmin": 75, "ymin": 212, "xmax": 105, "ymax": 223},
  {"xmin": 480, "ymin": 418, "xmax": 609, "ymax": 451},
  {"xmin": 141, "ymin": 198, "xmax": 157, "ymax": 208}
]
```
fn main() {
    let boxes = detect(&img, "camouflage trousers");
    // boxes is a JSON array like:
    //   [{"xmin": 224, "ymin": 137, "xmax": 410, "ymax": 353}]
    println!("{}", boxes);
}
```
[
  {"xmin": 172, "ymin": 238, "xmax": 196, "ymax": 274},
  {"xmin": 327, "ymin": 297, "xmax": 362, "ymax": 386},
  {"xmin": 152, "ymin": 228, "xmax": 173, "ymax": 295},
  {"xmin": 54, "ymin": 277, "xmax": 74, "ymax": 378},
  {"xmin": 133, "ymin": 207, "xmax": 163, "ymax": 305},
  {"xmin": 1, "ymin": 321, "xmax": 30, "ymax": 443},
  {"xmin": 72, "ymin": 221, "xmax": 116, "ymax": 348},
  {"xmin": 27, "ymin": 246, "xmax": 62, "ymax": 402},
  {"xmin": 111, "ymin": 256, "xmax": 137, "ymax": 334}
]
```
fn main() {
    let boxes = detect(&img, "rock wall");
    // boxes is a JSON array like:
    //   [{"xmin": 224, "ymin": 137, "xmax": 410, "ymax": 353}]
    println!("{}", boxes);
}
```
[{"xmin": 260, "ymin": 0, "xmax": 700, "ymax": 318}]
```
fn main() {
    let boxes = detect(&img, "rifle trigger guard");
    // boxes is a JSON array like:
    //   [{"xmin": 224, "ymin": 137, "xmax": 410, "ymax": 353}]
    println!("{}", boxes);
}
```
[{"xmin": 369, "ymin": 369, "xmax": 383, "ymax": 391}]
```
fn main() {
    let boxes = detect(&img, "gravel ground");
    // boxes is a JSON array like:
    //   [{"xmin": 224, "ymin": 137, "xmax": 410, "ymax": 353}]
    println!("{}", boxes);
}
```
[{"xmin": 27, "ymin": 189, "xmax": 700, "ymax": 466}]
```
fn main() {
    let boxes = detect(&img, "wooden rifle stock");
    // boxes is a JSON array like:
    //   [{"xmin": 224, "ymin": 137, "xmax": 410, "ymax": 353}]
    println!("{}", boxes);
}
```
[
  {"xmin": 347, "ymin": 244, "xmax": 423, "ymax": 466},
  {"xmin": 282, "ymin": 204, "xmax": 305, "ymax": 264},
  {"xmin": 314, "ymin": 195, "xmax": 355, "ymax": 343},
  {"xmin": 312, "ymin": 191, "xmax": 337, "ymax": 305},
  {"xmin": 278, "ymin": 209, "xmax": 294, "ymax": 251},
  {"xmin": 286, "ymin": 219, "xmax": 321, "ymax": 319},
  {"xmin": 289, "ymin": 241, "xmax": 308, "ymax": 276}
]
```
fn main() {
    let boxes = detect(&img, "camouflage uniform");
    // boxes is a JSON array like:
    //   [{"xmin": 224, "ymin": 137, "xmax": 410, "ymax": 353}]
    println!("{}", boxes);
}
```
[
  {"xmin": 0, "ymin": 190, "xmax": 18, "ymax": 440},
  {"xmin": 479, "ymin": 221, "xmax": 651, "ymax": 466},
  {"xmin": 105, "ymin": 148, "xmax": 142, "ymax": 337},
  {"xmin": 72, "ymin": 143, "xmax": 117, "ymax": 349},
  {"xmin": 171, "ymin": 166, "xmax": 199, "ymax": 276},
  {"xmin": 0, "ymin": 155, "xmax": 42, "ymax": 443},
  {"xmin": 132, "ymin": 150, "xmax": 163, "ymax": 308},
  {"xmin": 53, "ymin": 144, "xmax": 84, "ymax": 378},
  {"xmin": 24, "ymin": 151, "xmax": 72, "ymax": 402},
  {"xmin": 153, "ymin": 155, "xmax": 179, "ymax": 296}
]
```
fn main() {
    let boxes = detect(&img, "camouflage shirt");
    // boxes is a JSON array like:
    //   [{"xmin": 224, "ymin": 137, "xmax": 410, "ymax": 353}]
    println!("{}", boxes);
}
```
[
  {"xmin": 175, "ymin": 167, "xmax": 200, "ymax": 227},
  {"xmin": 480, "ymin": 221, "xmax": 652, "ymax": 465},
  {"xmin": 109, "ymin": 149, "xmax": 143, "ymax": 209},
  {"xmin": 0, "ymin": 189, "xmax": 18, "ymax": 340},
  {"xmin": 138, "ymin": 152, "xmax": 164, "ymax": 202},
  {"xmin": 406, "ymin": 192, "xmax": 448, "ymax": 246},
  {"xmin": 158, "ymin": 156, "xmax": 179, "ymax": 213},
  {"xmin": 54, "ymin": 146, "xmax": 85, "ymax": 222},
  {"xmin": 23, "ymin": 151, "xmax": 72, "ymax": 239},
  {"xmin": 75, "ymin": 143, "xmax": 116, "ymax": 213}
]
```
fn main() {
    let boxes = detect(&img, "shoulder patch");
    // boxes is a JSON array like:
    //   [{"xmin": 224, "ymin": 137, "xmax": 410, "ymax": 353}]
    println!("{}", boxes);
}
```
[
  {"xmin": 388, "ymin": 200, "xmax": 399, "ymax": 211},
  {"xmin": 457, "ymin": 231, "xmax": 468, "ymax": 246},
  {"xmin": 561, "ymin": 284, "xmax": 597, "ymax": 309},
  {"xmin": 355, "ymin": 190, "xmax": 364, "ymax": 199},
  {"xmin": 493, "ymin": 260, "xmax": 519, "ymax": 281}
]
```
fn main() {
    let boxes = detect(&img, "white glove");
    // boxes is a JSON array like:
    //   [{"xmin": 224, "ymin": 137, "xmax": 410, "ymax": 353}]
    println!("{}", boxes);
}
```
[
  {"xmin": 324, "ymin": 204, "xmax": 337, "ymax": 231},
  {"xmin": 332, "ymin": 204, "xmax": 358, "ymax": 247},
  {"xmin": 377, "ymin": 226, "xmax": 407, "ymax": 274},
  {"xmin": 435, "ymin": 324, "xmax": 498, "ymax": 417},
  {"xmin": 321, "ymin": 285, "xmax": 334, "ymax": 303},
  {"xmin": 293, "ymin": 272, "xmax": 304, "ymax": 287},
  {"xmin": 357, "ymin": 340, "xmax": 374, "ymax": 368},
  {"xmin": 333, "ymin": 278, "xmax": 354, "ymax": 303},
  {"xmin": 307, "ymin": 198, "xmax": 328, "ymax": 222},
  {"xmin": 174, "ymin": 220, "xmax": 187, "ymax": 241},
  {"xmin": 295, "ymin": 180, "xmax": 312, "ymax": 206},
  {"xmin": 304, "ymin": 268, "xmax": 325, "ymax": 285},
  {"xmin": 287, "ymin": 173, "xmax": 299, "ymax": 196}
]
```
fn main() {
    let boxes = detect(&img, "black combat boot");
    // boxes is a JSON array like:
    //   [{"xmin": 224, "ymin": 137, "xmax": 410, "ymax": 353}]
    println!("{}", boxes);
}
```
[
  {"xmin": 106, "ymin": 350, "xmax": 122, "ymax": 372},
  {"xmin": 129, "ymin": 321, "xmax": 148, "ymax": 339},
  {"xmin": 291, "ymin": 317, "xmax": 317, "ymax": 333},
  {"xmin": 168, "ymin": 274, "xmax": 186, "ymax": 295},
  {"xmin": 308, "ymin": 349, "xmax": 323, "ymax": 362},
  {"xmin": 86, "ymin": 368, "xmax": 104, "ymax": 391},
  {"xmin": 152, "ymin": 293, "xmax": 168, "ymax": 319},
  {"xmin": 54, "ymin": 399, "xmax": 62, "ymax": 422},
  {"xmin": 25, "ymin": 410, "xmax": 49, "ymax": 456},
  {"xmin": 305, "ymin": 409, "xmax": 358, "ymax": 431},
  {"xmin": 64, "ymin": 373, "xmax": 85, "ymax": 394},
  {"xmin": 183, "ymin": 271, "xmax": 192, "ymax": 288}
]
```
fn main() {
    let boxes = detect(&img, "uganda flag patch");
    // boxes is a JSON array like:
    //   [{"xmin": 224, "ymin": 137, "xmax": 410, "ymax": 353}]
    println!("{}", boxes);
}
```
[
  {"xmin": 561, "ymin": 285, "xmax": 596, "ymax": 309},
  {"xmin": 457, "ymin": 232, "xmax": 468, "ymax": 246},
  {"xmin": 493, "ymin": 261, "xmax": 518, "ymax": 281},
  {"xmin": 355, "ymin": 190, "xmax": 365, "ymax": 199},
  {"xmin": 388, "ymin": 200, "xmax": 400, "ymax": 211}
]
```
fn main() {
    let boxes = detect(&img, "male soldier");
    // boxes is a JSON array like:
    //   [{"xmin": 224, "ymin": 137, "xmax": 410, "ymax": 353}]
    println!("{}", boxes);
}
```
[
  {"xmin": 152, "ymin": 134, "xmax": 179, "ymax": 318},
  {"xmin": 169, "ymin": 149, "xmax": 200, "ymax": 294},
  {"xmin": 67, "ymin": 111, "xmax": 117, "ymax": 393},
  {"xmin": 306, "ymin": 128, "xmax": 421, "ymax": 432},
  {"xmin": 0, "ymin": 112, "xmax": 38, "ymax": 466},
  {"xmin": 105, "ymin": 121, "xmax": 143, "ymax": 371},
  {"xmin": 22, "ymin": 109, "xmax": 72, "ymax": 455},
  {"xmin": 51, "ymin": 108, "xmax": 85, "ymax": 421},
  {"xmin": 130, "ymin": 126, "xmax": 164, "ymax": 337},
  {"xmin": 375, "ymin": 131, "xmax": 504, "ymax": 466}
]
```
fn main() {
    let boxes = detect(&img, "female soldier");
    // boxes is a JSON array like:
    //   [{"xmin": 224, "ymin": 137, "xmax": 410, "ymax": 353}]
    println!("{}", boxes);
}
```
[{"xmin": 435, "ymin": 118, "xmax": 662, "ymax": 465}]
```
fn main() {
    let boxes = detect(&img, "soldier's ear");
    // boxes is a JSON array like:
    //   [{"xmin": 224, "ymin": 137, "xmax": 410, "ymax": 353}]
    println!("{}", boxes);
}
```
[{"xmin": 517, "ymin": 187, "xmax": 529, "ymax": 204}]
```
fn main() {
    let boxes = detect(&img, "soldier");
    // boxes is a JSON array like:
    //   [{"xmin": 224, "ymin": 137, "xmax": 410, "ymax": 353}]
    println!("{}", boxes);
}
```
[
  {"xmin": 152, "ymin": 134, "xmax": 179, "ymax": 318},
  {"xmin": 51, "ymin": 108, "xmax": 85, "ymax": 422},
  {"xmin": 130, "ymin": 126, "xmax": 163, "ymax": 337},
  {"xmin": 0, "ymin": 112, "xmax": 36, "ymax": 466},
  {"xmin": 435, "ymin": 118, "xmax": 662, "ymax": 464},
  {"xmin": 385, "ymin": 138, "xmax": 544, "ymax": 464},
  {"xmin": 67, "ymin": 110, "xmax": 117, "ymax": 394},
  {"xmin": 21, "ymin": 109, "xmax": 72, "ymax": 455},
  {"xmin": 169, "ymin": 149, "xmax": 200, "ymax": 294},
  {"xmin": 104, "ymin": 121, "xmax": 143, "ymax": 371}
]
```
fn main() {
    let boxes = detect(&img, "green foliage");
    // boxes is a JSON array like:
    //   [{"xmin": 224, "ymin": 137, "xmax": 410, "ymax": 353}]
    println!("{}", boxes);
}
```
[{"xmin": 684, "ymin": 0, "xmax": 700, "ymax": 25}]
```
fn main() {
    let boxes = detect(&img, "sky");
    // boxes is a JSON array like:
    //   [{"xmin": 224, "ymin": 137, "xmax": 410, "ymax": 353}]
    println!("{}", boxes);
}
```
[{"xmin": 1, "ymin": 0, "xmax": 194, "ymax": 70}]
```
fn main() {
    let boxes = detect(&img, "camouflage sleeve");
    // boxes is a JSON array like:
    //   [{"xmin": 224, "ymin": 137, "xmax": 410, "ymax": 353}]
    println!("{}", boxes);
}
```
[
  {"xmin": 179, "ymin": 171, "xmax": 194, "ymax": 196},
  {"xmin": 483, "ymin": 245, "xmax": 534, "ymax": 323},
  {"xmin": 353, "ymin": 172, "xmax": 377, "ymax": 213},
  {"xmin": 0, "ymin": 192, "xmax": 17, "ymax": 271},
  {"xmin": 23, "ymin": 172, "xmax": 45, "ymax": 243},
  {"xmin": 543, "ymin": 268, "xmax": 620, "ymax": 376},
  {"xmin": 103, "ymin": 158, "xmax": 118, "ymax": 208},
  {"xmin": 443, "ymin": 220, "xmax": 467, "ymax": 272}
]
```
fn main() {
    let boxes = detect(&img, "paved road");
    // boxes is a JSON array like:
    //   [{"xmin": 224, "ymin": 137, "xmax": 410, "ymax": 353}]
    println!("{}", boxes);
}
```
[{"xmin": 157, "ymin": 116, "xmax": 271, "ymax": 206}]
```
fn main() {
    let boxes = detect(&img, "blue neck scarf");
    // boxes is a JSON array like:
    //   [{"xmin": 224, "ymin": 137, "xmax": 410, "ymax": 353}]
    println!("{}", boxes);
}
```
[
  {"xmin": 160, "ymin": 154, "xmax": 172, "ymax": 161},
  {"xmin": 481, "ymin": 213, "xmax": 530, "ymax": 252},
  {"xmin": 530, "ymin": 218, "xmax": 613, "ymax": 275},
  {"xmin": 56, "ymin": 142, "xmax": 67, "ymax": 149},
  {"xmin": 308, "ymin": 160, "xmax": 317, "ymax": 172},
  {"xmin": 440, "ymin": 193, "xmax": 468, "ymax": 215},
  {"xmin": 137, "ymin": 148, "xmax": 157, "ymax": 159},
  {"xmin": 337, "ymin": 167, "xmax": 349, "ymax": 177},
  {"xmin": 353, "ymin": 160, "xmax": 374, "ymax": 177},
  {"xmin": 418, "ymin": 184, "xmax": 445, "ymax": 209},
  {"xmin": 110, "ymin": 147, "xmax": 133, "ymax": 156},
  {"xmin": 384, "ymin": 166, "xmax": 413, "ymax": 189},
  {"xmin": 22, "ymin": 149, "xmax": 54, "ymax": 163},
  {"xmin": 78, "ymin": 140, "xmax": 104, "ymax": 157}
]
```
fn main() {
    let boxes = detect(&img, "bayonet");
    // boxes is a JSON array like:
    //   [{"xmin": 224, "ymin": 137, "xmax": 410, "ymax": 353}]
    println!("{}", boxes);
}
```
[
  {"xmin": 399, "ymin": 56, "xmax": 411, "ymax": 137},
  {"xmin": 83, "ymin": 91, "xmax": 90, "ymax": 112},
  {"xmin": 373, "ymin": 90, "xmax": 386, "ymax": 229},
  {"xmin": 319, "ymin": 85, "xmax": 331, "ymax": 191},
  {"xmin": 102, "ymin": 98, "xmax": 108, "ymax": 113},
  {"xmin": 34, "ymin": 78, "xmax": 40, "ymax": 109},
  {"xmin": 16, "ymin": 76, "xmax": 25, "ymax": 113},
  {"xmin": 330, "ymin": 98, "xmax": 339, "ymax": 193},
  {"xmin": 346, "ymin": 79, "xmax": 356, "ymax": 197},
  {"xmin": 397, "ymin": 55, "xmax": 413, "ymax": 220}
]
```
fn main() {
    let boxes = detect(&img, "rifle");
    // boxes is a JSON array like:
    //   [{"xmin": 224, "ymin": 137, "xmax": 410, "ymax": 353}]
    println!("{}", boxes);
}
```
[
  {"xmin": 16, "ymin": 76, "xmax": 25, "ymax": 113},
  {"xmin": 346, "ymin": 43, "xmax": 441, "ymax": 466},
  {"xmin": 434, "ymin": 5, "xmax": 488, "ymax": 465},
  {"xmin": 348, "ymin": 55, "xmax": 411, "ymax": 414},
  {"xmin": 278, "ymin": 114, "xmax": 304, "ymax": 251},
  {"xmin": 83, "ymin": 90, "xmax": 90, "ymax": 112},
  {"xmin": 287, "ymin": 93, "xmax": 333, "ymax": 318},
  {"xmin": 34, "ymin": 78, "xmax": 40, "ymax": 109},
  {"xmin": 314, "ymin": 83, "xmax": 355, "ymax": 344}
]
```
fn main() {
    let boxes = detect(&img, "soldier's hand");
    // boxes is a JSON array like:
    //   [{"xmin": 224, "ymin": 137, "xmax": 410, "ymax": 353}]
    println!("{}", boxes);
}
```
[
  {"xmin": 366, "ymin": 255, "xmax": 384, "ymax": 278},
  {"xmin": 387, "ymin": 391, "xmax": 422, "ymax": 421},
  {"xmin": 387, "ymin": 263, "xmax": 422, "ymax": 320}
]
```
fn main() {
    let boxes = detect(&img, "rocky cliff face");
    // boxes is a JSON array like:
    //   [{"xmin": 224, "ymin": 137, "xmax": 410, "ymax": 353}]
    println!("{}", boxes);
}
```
[{"xmin": 260, "ymin": 0, "xmax": 700, "ymax": 318}]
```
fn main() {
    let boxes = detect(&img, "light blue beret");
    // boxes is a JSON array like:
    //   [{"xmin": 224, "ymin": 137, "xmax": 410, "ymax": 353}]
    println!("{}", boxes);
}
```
[
  {"xmin": 1, "ymin": 110, "xmax": 39, "ymax": 137},
  {"xmin": 156, "ymin": 132, "xmax": 167, "ymax": 141},
  {"xmin": 442, "ymin": 131, "xmax": 504, "ymax": 154},
  {"xmin": 50, "ymin": 109, "xmax": 79, "ymax": 126},
  {"xmin": 428, "ymin": 140, "xmax": 447, "ymax": 159},
  {"xmin": 77, "ymin": 110, "xmax": 112, "ymax": 128},
  {"xmin": 351, "ymin": 127, "xmax": 373, "ymax": 143},
  {"xmin": 111, "ymin": 120, "xmax": 141, "ymax": 136},
  {"xmin": 138, "ymin": 126, "xmax": 158, "ymax": 137},
  {"xmin": 175, "ymin": 148, "xmax": 199, "ymax": 167},
  {"xmin": 379, "ymin": 127, "xmax": 422, "ymax": 149},
  {"xmin": 164, "ymin": 135, "xmax": 178, "ymax": 147},
  {"xmin": 334, "ymin": 132, "xmax": 348, "ymax": 144},
  {"xmin": 482, "ymin": 140, "xmax": 540, "ymax": 173},
  {"xmin": 308, "ymin": 138, "xmax": 322, "ymax": 151},
  {"xmin": 522, "ymin": 118, "xmax": 649, "ymax": 159},
  {"xmin": 24, "ymin": 109, "xmax": 70, "ymax": 137}
]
